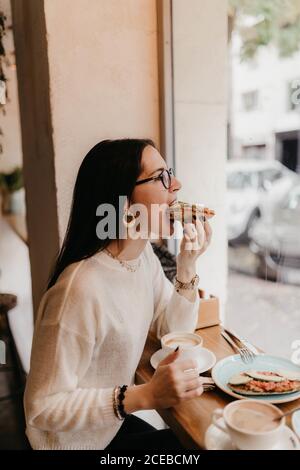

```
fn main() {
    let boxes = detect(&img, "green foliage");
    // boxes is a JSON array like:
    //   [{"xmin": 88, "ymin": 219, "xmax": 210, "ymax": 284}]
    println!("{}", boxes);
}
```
[
  {"xmin": 230, "ymin": 0, "xmax": 300, "ymax": 60},
  {"xmin": 0, "ymin": 167, "xmax": 23, "ymax": 192}
]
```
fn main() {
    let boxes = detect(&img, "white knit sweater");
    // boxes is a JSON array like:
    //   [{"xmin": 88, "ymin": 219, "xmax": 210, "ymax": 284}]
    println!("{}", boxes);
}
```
[{"xmin": 24, "ymin": 242, "xmax": 200, "ymax": 450}]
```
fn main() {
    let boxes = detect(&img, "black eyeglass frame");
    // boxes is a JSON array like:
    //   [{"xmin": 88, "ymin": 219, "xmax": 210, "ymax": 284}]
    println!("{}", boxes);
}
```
[{"xmin": 135, "ymin": 168, "xmax": 174, "ymax": 190}]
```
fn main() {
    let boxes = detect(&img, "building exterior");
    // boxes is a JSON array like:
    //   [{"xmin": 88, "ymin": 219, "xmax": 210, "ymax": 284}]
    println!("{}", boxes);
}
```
[{"xmin": 231, "ymin": 33, "xmax": 300, "ymax": 173}]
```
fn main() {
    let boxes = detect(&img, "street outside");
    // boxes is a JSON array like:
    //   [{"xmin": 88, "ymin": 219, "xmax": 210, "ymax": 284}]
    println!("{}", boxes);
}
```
[{"xmin": 226, "ymin": 246, "xmax": 300, "ymax": 359}]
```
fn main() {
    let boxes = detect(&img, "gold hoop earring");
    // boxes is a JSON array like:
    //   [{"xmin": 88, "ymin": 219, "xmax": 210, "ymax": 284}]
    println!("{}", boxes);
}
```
[{"xmin": 123, "ymin": 209, "xmax": 136, "ymax": 228}]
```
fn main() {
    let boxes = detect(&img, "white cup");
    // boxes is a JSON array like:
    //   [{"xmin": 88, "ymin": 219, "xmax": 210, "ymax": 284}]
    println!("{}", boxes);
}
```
[
  {"xmin": 212, "ymin": 400, "xmax": 285, "ymax": 450},
  {"xmin": 161, "ymin": 331, "xmax": 203, "ymax": 370}
]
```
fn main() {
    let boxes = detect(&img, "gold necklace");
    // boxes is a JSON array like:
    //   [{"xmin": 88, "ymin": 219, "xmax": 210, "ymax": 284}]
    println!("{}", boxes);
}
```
[{"xmin": 104, "ymin": 248, "xmax": 141, "ymax": 273}]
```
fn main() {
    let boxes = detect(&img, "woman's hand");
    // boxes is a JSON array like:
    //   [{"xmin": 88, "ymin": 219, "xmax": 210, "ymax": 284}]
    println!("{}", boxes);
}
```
[
  {"xmin": 143, "ymin": 348, "xmax": 204, "ymax": 409},
  {"xmin": 176, "ymin": 218, "xmax": 212, "ymax": 282}
]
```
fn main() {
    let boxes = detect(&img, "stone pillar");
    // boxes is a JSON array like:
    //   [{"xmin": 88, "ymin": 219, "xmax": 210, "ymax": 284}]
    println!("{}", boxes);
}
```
[
  {"xmin": 12, "ymin": 0, "xmax": 160, "ymax": 316},
  {"xmin": 172, "ymin": 0, "xmax": 228, "ymax": 313},
  {"xmin": 12, "ymin": 0, "xmax": 227, "ymax": 317},
  {"xmin": 11, "ymin": 0, "xmax": 60, "ymax": 316}
]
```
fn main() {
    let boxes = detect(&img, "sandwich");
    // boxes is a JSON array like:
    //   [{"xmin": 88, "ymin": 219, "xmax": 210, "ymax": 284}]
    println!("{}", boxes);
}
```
[
  {"xmin": 168, "ymin": 201, "xmax": 215, "ymax": 224},
  {"xmin": 228, "ymin": 370, "xmax": 300, "ymax": 396}
]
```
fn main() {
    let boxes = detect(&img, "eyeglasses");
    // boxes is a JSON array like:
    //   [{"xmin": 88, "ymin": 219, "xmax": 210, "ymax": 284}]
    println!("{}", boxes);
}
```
[{"xmin": 135, "ymin": 168, "xmax": 174, "ymax": 190}]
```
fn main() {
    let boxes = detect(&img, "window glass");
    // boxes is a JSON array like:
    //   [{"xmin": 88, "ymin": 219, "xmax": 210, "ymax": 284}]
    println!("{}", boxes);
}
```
[
  {"xmin": 227, "ymin": 171, "xmax": 257, "ymax": 190},
  {"xmin": 261, "ymin": 169, "xmax": 283, "ymax": 184},
  {"xmin": 242, "ymin": 90, "xmax": 259, "ymax": 111},
  {"xmin": 286, "ymin": 186, "xmax": 300, "ymax": 211}
]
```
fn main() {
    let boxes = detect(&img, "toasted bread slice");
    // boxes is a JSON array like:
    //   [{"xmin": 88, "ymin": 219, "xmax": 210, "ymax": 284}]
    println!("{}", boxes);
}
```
[
  {"xmin": 229, "ymin": 382, "xmax": 300, "ymax": 396},
  {"xmin": 168, "ymin": 201, "xmax": 215, "ymax": 222}
]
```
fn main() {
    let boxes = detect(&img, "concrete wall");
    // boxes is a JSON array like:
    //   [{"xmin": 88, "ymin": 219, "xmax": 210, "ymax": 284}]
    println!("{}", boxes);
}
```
[
  {"xmin": 172, "ymin": 0, "xmax": 228, "ymax": 310},
  {"xmin": 0, "ymin": 0, "xmax": 22, "ymax": 172},
  {"xmin": 12, "ymin": 0, "xmax": 227, "ymax": 316},
  {"xmin": 12, "ymin": 0, "xmax": 160, "ymax": 313},
  {"xmin": 44, "ymin": 0, "xmax": 160, "ymax": 238}
]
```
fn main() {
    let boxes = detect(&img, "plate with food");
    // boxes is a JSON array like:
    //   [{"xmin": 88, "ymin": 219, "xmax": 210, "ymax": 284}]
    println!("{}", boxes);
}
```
[{"xmin": 212, "ymin": 354, "xmax": 300, "ymax": 404}]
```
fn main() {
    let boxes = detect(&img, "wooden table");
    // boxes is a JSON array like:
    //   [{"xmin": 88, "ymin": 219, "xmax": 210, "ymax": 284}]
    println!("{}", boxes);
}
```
[{"xmin": 135, "ymin": 325, "xmax": 300, "ymax": 449}]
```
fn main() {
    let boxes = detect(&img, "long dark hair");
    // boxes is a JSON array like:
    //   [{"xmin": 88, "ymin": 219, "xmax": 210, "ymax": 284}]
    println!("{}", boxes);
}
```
[{"xmin": 47, "ymin": 138, "xmax": 155, "ymax": 289}]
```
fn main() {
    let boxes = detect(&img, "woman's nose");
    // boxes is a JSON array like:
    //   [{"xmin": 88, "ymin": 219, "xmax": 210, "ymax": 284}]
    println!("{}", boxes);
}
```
[{"xmin": 169, "ymin": 176, "xmax": 182, "ymax": 193}]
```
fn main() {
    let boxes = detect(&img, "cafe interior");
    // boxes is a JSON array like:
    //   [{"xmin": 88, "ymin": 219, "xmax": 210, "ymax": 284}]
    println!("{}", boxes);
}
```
[{"xmin": 0, "ymin": 0, "xmax": 300, "ymax": 451}]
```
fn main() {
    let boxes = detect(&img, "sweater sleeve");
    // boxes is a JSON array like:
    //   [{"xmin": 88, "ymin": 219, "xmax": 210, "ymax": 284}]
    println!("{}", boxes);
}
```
[
  {"xmin": 24, "ymin": 271, "xmax": 120, "ymax": 433},
  {"xmin": 148, "ymin": 243, "xmax": 200, "ymax": 340}
]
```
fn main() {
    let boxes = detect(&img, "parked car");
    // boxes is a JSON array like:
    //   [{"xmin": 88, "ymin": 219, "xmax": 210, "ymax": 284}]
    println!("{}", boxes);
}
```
[
  {"xmin": 226, "ymin": 160, "xmax": 297, "ymax": 244},
  {"xmin": 249, "ymin": 178, "xmax": 300, "ymax": 284}
]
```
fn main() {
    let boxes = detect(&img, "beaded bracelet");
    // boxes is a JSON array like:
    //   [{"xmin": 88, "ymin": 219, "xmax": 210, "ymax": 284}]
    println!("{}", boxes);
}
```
[
  {"xmin": 112, "ymin": 386, "xmax": 123, "ymax": 420},
  {"xmin": 112, "ymin": 385, "xmax": 129, "ymax": 420},
  {"xmin": 117, "ymin": 384, "xmax": 129, "ymax": 419}
]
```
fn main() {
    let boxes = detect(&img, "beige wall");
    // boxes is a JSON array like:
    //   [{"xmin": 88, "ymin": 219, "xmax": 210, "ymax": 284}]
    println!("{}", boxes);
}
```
[
  {"xmin": 12, "ymin": 0, "xmax": 227, "ymax": 316},
  {"xmin": 0, "ymin": 0, "xmax": 22, "ymax": 173},
  {"xmin": 44, "ymin": 0, "xmax": 160, "ymax": 239},
  {"xmin": 12, "ymin": 0, "xmax": 160, "ymax": 313},
  {"xmin": 172, "ymin": 0, "xmax": 228, "ymax": 311}
]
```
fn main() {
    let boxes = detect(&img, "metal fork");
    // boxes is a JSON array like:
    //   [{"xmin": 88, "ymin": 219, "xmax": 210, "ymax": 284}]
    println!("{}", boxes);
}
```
[
  {"xmin": 199, "ymin": 376, "xmax": 215, "ymax": 392},
  {"xmin": 221, "ymin": 330, "xmax": 255, "ymax": 364},
  {"xmin": 224, "ymin": 328, "xmax": 258, "ymax": 363},
  {"xmin": 202, "ymin": 384, "xmax": 215, "ymax": 392},
  {"xmin": 223, "ymin": 327, "xmax": 261, "ymax": 357}
]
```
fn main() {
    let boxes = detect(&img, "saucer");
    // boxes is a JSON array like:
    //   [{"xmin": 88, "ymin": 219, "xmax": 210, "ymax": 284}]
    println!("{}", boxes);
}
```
[
  {"xmin": 204, "ymin": 417, "xmax": 300, "ymax": 450},
  {"xmin": 150, "ymin": 347, "xmax": 216, "ymax": 373}
]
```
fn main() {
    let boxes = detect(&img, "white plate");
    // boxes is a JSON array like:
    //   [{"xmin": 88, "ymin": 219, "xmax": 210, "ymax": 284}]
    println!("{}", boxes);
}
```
[
  {"xmin": 292, "ymin": 410, "xmax": 300, "ymax": 440},
  {"xmin": 212, "ymin": 354, "xmax": 300, "ymax": 404},
  {"xmin": 150, "ymin": 347, "xmax": 216, "ymax": 373},
  {"xmin": 204, "ymin": 417, "xmax": 300, "ymax": 450}
]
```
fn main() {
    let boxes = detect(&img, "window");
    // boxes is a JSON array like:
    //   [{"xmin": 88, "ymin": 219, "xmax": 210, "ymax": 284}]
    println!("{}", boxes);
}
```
[
  {"xmin": 242, "ymin": 144, "xmax": 266, "ymax": 160},
  {"xmin": 242, "ymin": 90, "xmax": 259, "ymax": 111},
  {"xmin": 227, "ymin": 171, "xmax": 258, "ymax": 190},
  {"xmin": 261, "ymin": 168, "xmax": 283, "ymax": 184}
]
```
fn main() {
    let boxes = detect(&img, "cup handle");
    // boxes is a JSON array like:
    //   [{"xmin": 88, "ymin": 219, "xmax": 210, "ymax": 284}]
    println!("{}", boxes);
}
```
[{"xmin": 212, "ymin": 408, "xmax": 228, "ymax": 433}]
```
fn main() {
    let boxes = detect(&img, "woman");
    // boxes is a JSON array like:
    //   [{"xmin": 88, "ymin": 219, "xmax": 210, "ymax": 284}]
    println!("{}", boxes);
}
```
[{"xmin": 24, "ymin": 139, "xmax": 212, "ymax": 450}]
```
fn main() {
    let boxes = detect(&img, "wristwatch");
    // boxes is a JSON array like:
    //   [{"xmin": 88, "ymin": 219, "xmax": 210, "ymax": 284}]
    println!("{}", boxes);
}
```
[{"xmin": 174, "ymin": 273, "xmax": 199, "ymax": 292}]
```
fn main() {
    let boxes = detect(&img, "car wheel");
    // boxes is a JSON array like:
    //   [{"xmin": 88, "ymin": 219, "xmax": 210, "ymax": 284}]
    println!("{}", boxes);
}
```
[
  {"xmin": 246, "ymin": 209, "xmax": 261, "ymax": 241},
  {"xmin": 256, "ymin": 254, "xmax": 279, "ymax": 282},
  {"xmin": 229, "ymin": 208, "xmax": 261, "ymax": 246}
]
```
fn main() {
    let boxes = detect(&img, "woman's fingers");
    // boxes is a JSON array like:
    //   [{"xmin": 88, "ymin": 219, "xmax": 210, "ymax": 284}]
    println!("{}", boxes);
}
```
[
  {"xmin": 181, "ymin": 369, "xmax": 199, "ymax": 382},
  {"xmin": 184, "ymin": 223, "xmax": 197, "ymax": 241},
  {"xmin": 203, "ymin": 219, "xmax": 212, "ymax": 244},
  {"xmin": 182, "ymin": 224, "xmax": 196, "ymax": 251},
  {"xmin": 194, "ymin": 219, "xmax": 206, "ymax": 250},
  {"xmin": 175, "ymin": 358, "xmax": 198, "ymax": 372},
  {"xmin": 181, "ymin": 377, "xmax": 204, "ymax": 393},
  {"xmin": 181, "ymin": 385, "xmax": 203, "ymax": 399},
  {"xmin": 180, "ymin": 217, "xmax": 212, "ymax": 254}
]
